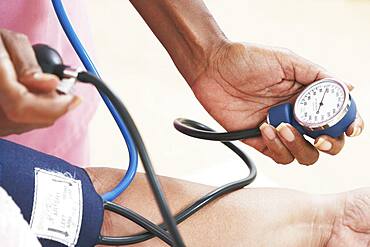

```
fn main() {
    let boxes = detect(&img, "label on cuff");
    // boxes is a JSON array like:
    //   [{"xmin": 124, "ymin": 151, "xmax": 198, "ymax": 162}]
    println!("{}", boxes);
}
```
[{"xmin": 30, "ymin": 168, "xmax": 83, "ymax": 247}]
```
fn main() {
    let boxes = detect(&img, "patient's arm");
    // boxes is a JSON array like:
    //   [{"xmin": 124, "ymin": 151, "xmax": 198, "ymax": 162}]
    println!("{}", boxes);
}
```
[{"xmin": 86, "ymin": 167, "xmax": 370, "ymax": 247}]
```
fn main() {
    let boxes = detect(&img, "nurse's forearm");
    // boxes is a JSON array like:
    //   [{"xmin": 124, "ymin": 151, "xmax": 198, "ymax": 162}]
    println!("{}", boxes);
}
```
[{"xmin": 129, "ymin": 0, "xmax": 228, "ymax": 84}]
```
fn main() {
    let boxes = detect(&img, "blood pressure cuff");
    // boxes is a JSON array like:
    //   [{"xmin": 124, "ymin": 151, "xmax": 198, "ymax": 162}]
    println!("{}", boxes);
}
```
[{"xmin": 0, "ymin": 139, "xmax": 104, "ymax": 247}]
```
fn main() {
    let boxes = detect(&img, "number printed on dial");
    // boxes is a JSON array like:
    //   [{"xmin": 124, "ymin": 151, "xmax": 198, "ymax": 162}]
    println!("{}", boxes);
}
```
[{"xmin": 295, "ymin": 80, "xmax": 346, "ymax": 126}]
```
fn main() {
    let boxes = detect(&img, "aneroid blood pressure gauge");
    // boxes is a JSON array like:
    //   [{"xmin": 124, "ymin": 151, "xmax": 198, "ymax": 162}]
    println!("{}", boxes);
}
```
[{"xmin": 267, "ymin": 78, "xmax": 357, "ymax": 138}]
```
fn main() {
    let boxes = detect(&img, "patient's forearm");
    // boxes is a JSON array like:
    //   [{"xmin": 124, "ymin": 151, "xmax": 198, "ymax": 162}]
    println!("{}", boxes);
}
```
[
  {"xmin": 129, "ymin": 0, "xmax": 227, "ymax": 84},
  {"xmin": 87, "ymin": 168, "xmax": 340, "ymax": 247}
]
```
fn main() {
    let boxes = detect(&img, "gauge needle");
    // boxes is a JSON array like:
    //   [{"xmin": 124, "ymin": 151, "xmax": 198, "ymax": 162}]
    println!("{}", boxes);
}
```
[{"xmin": 316, "ymin": 88, "xmax": 327, "ymax": 114}]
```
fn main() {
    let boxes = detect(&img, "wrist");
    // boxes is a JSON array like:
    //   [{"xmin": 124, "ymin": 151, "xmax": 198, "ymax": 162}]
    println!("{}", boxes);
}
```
[
  {"xmin": 189, "ymin": 40, "xmax": 243, "ymax": 89},
  {"xmin": 183, "ymin": 36, "xmax": 230, "ymax": 86},
  {"xmin": 312, "ymin": 194, "xmax": 345, "ymax": 247}
]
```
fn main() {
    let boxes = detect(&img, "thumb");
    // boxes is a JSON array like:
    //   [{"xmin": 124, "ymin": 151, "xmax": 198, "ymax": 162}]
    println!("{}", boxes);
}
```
[
  {"xmin": 291, "ymin": 54, "xmax": 354, "ymax": 91},
  {"xmin": 315, "ymin": 71, "xmax": 355, "ymax": 91},
  {"xmin": 19, "ymin": 72, "xmax": 59, "ymax": 94}
]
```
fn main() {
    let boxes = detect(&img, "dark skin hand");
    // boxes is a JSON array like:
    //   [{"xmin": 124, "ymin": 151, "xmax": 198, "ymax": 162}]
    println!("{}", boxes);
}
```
[
  {"xmin": 130, "ymin": 0, "xmax": 364, "ymax": 165},
  {"xmin": 191, "ymin": 42, "xmax": 364, "ymax": 165}
]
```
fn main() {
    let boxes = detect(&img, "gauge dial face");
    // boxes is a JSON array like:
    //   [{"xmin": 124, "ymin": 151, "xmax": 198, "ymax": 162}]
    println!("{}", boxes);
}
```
[{"xmin": 294, "ymin": 79, "xmax": 349, "ymax": 129}]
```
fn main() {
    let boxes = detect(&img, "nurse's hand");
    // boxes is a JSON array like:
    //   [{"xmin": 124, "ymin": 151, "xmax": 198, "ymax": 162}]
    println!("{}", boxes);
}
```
[
  {"xmin": 191, "ymin": 42, "xmax": 364, "ymax": 165},
  {"xmin": 0, "ymin": 29, "xmax": 80, "ymax": 136}
]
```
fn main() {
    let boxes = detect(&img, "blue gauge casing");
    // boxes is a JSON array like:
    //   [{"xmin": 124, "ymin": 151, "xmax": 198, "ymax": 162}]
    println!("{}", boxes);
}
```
[{"xmin": 267, "ymin": 96, "xmax": 357, "ymax": 138}]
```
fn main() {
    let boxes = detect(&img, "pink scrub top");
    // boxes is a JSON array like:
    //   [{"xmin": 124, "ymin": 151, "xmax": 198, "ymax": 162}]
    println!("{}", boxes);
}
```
[{"xmin": 0, "ymin": 0, "xmax": 100, "ymax": 166}]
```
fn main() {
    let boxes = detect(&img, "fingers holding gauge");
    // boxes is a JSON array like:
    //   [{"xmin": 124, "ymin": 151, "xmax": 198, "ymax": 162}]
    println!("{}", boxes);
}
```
[
  {"xmin": 260, "ymin": 122, "xmax": 345, "ymax": 165},
  {"xmin": 275, "ymin": 123, "xmax": 319, "ymax": 165},
  {"xmin": 344, "ymin": 82, "xmax": 364, "ymax": 137},
  {"xmin": 313, "ymin": 114, "xmax": 363, "ymax": 156},
  {"xmin": 295, "ymin": 78, "xmax": 362, "ymax": 153},
  {"xmin": 314, "ymin": 134, "xmax": 345, "ymax": 155},
  {"xmin": 346, "ymin": 112, "xmax": 364, "ymax": 137},
  {"xmin": 259, "ymin": 123, "xmax": 319, "ymax": 165},
  {"xmin": 266, "ymin": 78, "xmax": 362, "ymax": 165},
  {"xmin": 259, "ymin": 123, "xmax": 294, "ymax": 165}
]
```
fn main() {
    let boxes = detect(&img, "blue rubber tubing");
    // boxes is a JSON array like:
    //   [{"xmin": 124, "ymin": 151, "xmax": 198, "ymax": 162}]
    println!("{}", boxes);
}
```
[{"xmin": 52, "ymin": 0, "xmax": 138, "ymax": 202}]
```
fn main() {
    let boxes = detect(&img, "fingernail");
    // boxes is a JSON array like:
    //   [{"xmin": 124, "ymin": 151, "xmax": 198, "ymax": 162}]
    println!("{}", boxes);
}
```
[
  {"xmin": 260, "ymin": 123, "xmax": 276, "ymax": 140},
  {"xmin": 350, "ymin": 127, "xmax": 362, "ymax": 137},
  {"xmin": 276, "ymin": 123, "xmax": 295, "ymax": 142},
  {"xmin": 68, "ymin": 97, "xmax": 81, "ymax": 111},
  {"xmin": 33, "ymin": 72, "xmax": 57, "ymax": 81},
  {"xmin": 314, "ymin": 138, "xmax": 332, "ymax": 151},
  {"xmin": 357, "ymin": 127, "xmax": 363, "ymax": 136}
]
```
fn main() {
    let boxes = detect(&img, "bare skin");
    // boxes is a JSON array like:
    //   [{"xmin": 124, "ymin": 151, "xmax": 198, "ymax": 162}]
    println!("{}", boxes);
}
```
[
  {"xmin": 1, "ymin": 2, "xmax": 367, "ymax": 245},
  {"xmin": 130, "ymin": 0, "xmax": 364, "ymax": 165},
  {"xmin": 87, "ymin": 167, "xmax": 370, "ymax": 247},
  {"xmin": 191, "ymin": 42, "xmax": 364, "ymax": 165},
  {"xmin": 0, "ymin": 29, "xmax": 80, "ymax": 136},
  {"xmin": 0, "ymin": 1, "xmax": 364, "ymax": 163},
  {"xmin": 327, "ymin": 189, "xmax": 370, "ymax": 246}
]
